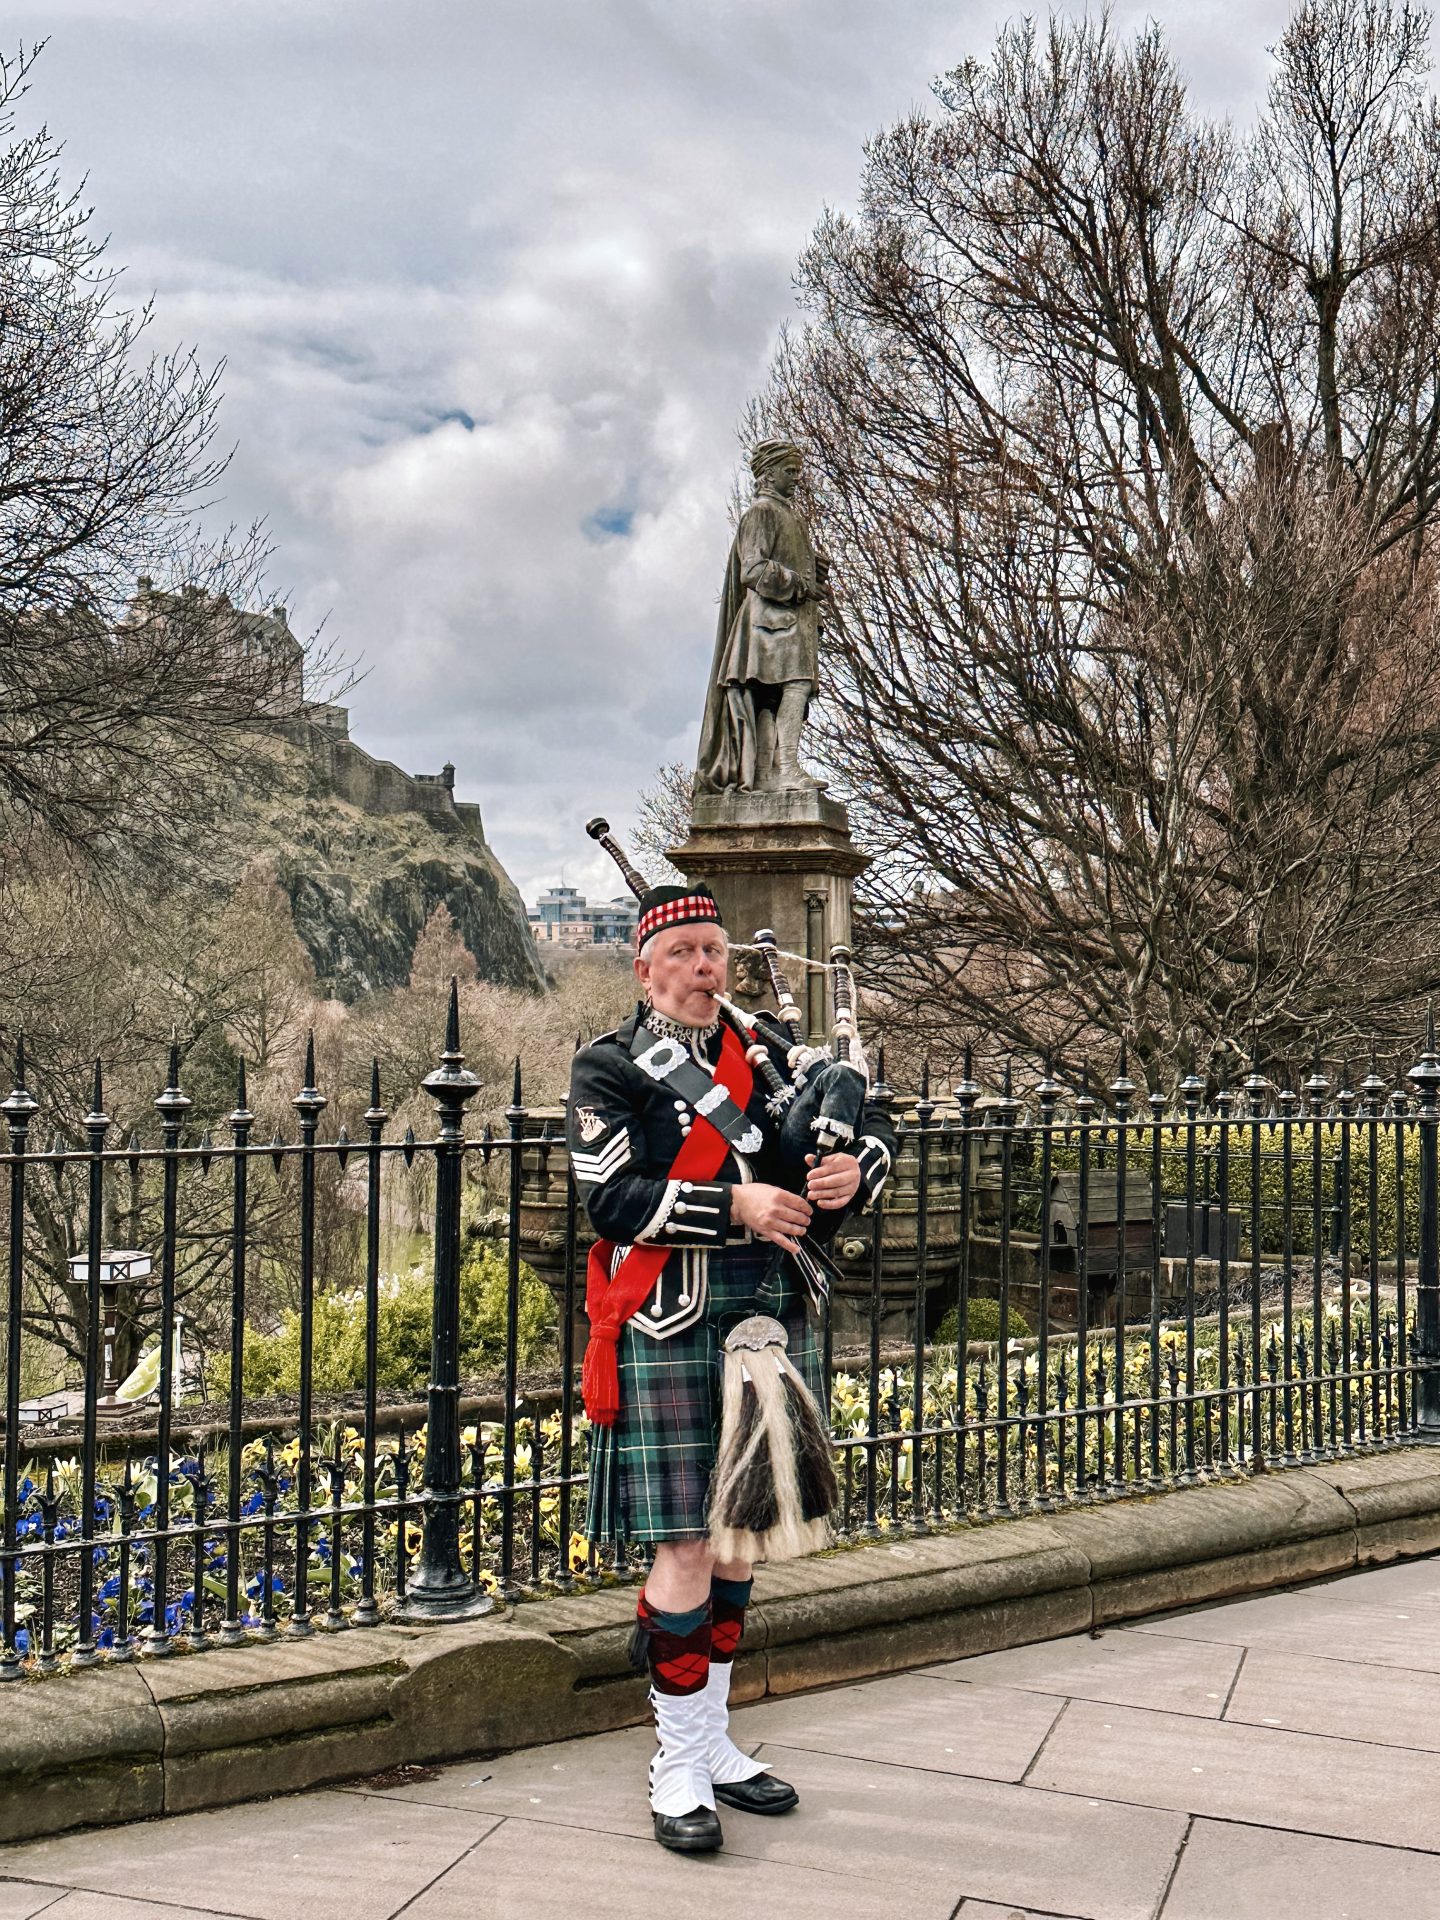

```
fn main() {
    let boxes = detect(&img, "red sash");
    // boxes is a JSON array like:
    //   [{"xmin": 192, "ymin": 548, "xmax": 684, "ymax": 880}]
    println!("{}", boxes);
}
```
[{"xmin": 581, "ymin": 1022, "xmax": 755, "ymax": 1425}]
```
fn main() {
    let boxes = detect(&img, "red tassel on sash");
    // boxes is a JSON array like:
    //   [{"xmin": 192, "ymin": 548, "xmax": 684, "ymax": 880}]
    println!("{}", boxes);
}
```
[{"xmin": 581, "ymin": 1024, "xmax": 755, "ymax": 1425}]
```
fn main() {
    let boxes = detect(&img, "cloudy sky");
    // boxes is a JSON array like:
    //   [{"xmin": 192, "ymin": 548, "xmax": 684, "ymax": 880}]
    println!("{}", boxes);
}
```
[{"xmin": 17, "ymin": 0, "xmax": 1291, "ymax": 904}]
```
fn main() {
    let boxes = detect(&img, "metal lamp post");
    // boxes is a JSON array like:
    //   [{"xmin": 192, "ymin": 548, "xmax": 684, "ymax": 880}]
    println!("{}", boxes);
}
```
[
  {"xmin": 393, "ymin": 980, "xmax": 493, "ymax": 1622},
  {"xmin": 69, "ymin": 1249, "xmax": 154, "ymax": 1417}
]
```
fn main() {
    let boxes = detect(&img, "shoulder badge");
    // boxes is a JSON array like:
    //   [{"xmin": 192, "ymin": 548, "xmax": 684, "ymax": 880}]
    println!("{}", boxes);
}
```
[{"xmin": 574, "ymin": 1104, "xmax": 605, "ymax": 1144}]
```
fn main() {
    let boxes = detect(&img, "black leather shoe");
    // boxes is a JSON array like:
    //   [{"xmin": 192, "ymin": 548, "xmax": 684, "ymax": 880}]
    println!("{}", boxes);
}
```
[
  {"xmin": 653, "ymin": 1806, "xmax": 724, "ymax": 1853},
  {"xmin": 713, "ymin": 1773, "xmax": 800, "ymax": 1815}
]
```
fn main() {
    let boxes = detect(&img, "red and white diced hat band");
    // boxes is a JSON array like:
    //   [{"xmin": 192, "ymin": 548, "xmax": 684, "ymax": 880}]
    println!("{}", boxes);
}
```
[{"xmin": 635, "ymin": 886, "xmax": 724, "ymax": 947}]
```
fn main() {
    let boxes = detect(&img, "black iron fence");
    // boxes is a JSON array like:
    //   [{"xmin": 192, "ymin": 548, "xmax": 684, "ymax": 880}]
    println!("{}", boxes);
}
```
[{"xmin": 4, "ymin": 989, "xmax": 1440, "ymax": 1675}]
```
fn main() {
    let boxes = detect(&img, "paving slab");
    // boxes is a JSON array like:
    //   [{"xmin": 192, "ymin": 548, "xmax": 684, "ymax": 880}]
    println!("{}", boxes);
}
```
[
  {"xmin": 957, "ymin": 1907, "xmax": 1084, "ymax": 1919},
  {"xmin": 407, "ymin": 1817, "xmax": 951, "ymax": 1920},
  {"xmin": 1136, "ymin": 1590, "xmax": 1440, "ymax": 1673},
  {"xmin": 1163, "ymin": 1816, "xmax": 1440, "ymax": 1919},
  {"xmin": 1225, "ymin": 1644, "xmax": 1440, "ymax": 1751},
  {"xmin": 339, "ymin": 1726, "xmax": 660, "ymax": 1840},
  {"xmin": 34, "ymin": 1898, "xmax": 253, "ymax": 1920},
  {"xmin": 728, "ymin": 1672, "xmax": 1065, "ymax": 1780},
  {"xmin": 1030, "ymin": 1697, "xmax": 1440, "ymax": 1851},
  {"xmin": 1301, "ymin": 1556, "xmax": 1440, "ymax": 1603},
  {"xmin": 733, "ymin": 1746, "xmax": 1185, "ymax": 1920},
  {"xmin": 0, "ymin": 1887, "xmax": 65, "ymax": 1920},
  {"xmin": 924, "ymin": 1626, "xmax": 1242, "ymax": 1718},
  {"xmin": 0, "ymin": 1791, "xmax": 496, "ymax": 1920}
]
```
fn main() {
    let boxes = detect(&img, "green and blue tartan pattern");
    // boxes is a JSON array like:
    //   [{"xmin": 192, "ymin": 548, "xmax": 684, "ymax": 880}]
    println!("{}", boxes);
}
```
[{"xmin": 585, "ymin": 1244, "xmax": 823, "ymax": 1548}]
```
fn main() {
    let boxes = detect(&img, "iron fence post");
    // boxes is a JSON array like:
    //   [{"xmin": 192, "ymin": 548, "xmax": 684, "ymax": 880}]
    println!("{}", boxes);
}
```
[
  {"xmin": 501, "ymin": 1057, "xmax": 525, "ymax": 1599},
  {"xmin": 219, "ymin": 1060, "xmax": 253, "ymax": 1646},
  {"xmin": 288, "ymin": 1035, "xmax": 326, "ymax": 1637},
  {"xmin": 1109, "ymin": 1047, "xmax": 1136, "ymax": 1492},
  {"xmin": 396, "ymin": 980, "xmax": 492, "ymax": 1620},
  {"xmin": 909, "ymin": 1061, "xmax": 934, "ymax": 1533},
  {"xmin": 72, "ymin": 1062, "xmax": 110, "ymax": 1667},
  {"xmin": 147, "ymin": 1045, "xmax": 191, "ymax": 1654},
  {"xmin": 355, "ymin": 1060, "xmax": 388, "ymax": 1628},
  {"xmin": 1, "ymin": 1040, "xmax": 38, "ymax": 1682},
  {"xmin": 1408, "ymin": 1015, "xmax": 1440, "ymax": 1437}
]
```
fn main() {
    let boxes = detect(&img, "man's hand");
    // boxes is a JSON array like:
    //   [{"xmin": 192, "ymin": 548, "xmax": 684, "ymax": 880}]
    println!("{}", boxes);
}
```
[
  {"xmin": 730, "ymin": 1182, "xmax": 813, "ymax": 1255},
  {"xmin": 805, "ymin": 1152, "xmax": 862, "ymax": 1210}
]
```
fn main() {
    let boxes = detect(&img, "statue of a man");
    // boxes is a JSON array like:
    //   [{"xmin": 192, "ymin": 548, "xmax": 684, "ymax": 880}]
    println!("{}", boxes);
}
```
[{"xmin": 696, "ymin": 439, "xmax": 826, "ymax": 793}]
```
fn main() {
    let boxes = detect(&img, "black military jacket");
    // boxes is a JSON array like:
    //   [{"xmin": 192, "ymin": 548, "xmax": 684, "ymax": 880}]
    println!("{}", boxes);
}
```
[{"xmin": 567, "ymin": 1003, "xmax": 896, "ymax": 1338}]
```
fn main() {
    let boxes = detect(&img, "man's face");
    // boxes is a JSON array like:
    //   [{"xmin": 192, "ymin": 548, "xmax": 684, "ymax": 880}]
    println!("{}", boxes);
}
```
[
  {"xmin": 771, "ymin": 455, "xmax": 801, "ymax": 498},
  {"xmin": 635, "ymin": 923, "xmax": 729, "ymax": 1026}
]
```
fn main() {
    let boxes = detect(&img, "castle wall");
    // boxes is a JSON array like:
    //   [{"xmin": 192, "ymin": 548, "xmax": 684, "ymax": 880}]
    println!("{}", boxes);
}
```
[{"xmin": 276, "ymin": 716, "xmax": 483, "ymax": 840}]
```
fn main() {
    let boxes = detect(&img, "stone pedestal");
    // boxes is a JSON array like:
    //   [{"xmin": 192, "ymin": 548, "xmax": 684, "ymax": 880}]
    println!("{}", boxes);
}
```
[{"xmin": 669, "ymin": 788, "xmax": 868, "ymax": 1041}]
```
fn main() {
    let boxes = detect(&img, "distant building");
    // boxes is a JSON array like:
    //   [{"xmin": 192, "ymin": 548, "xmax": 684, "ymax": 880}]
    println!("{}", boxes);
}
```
[
  {"xmin": 528, "ymin": 886, "xmax": 637, "ymax": 948},
  {"xmin": 590, "ymin": 896, "xmax": 640, "ymax": 944}
]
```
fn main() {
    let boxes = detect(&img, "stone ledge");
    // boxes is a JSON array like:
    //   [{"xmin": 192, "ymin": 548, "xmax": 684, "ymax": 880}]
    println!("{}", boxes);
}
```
[{"xmin": 6, "ymin": 1443, "xmax": 1440, "ymax": 1846}]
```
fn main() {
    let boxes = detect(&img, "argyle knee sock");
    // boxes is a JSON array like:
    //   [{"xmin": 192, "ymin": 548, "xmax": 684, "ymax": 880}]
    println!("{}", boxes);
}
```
[
  {"xmin": 704, "ymin": 1577, "xmax": 765, "ymax": 1785},
  {"xmin": 709, "ymin": 1575, "xmax": 753, "ymax": 1664},
  {"xmin": 633, "ymin": 1591, "xmax": 711, "ymax": 1696}
]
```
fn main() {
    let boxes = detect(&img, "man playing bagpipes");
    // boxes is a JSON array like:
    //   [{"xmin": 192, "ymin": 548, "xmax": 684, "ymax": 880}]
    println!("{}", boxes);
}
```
[{"xmin": 569, "ymin": 825, "xmax": 895, "ymax": 1855}]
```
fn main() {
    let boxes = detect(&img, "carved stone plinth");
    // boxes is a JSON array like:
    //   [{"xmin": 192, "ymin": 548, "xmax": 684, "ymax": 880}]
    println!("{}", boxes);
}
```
[{"xmin": 669, "ymin": 788, "xmax": 868, "ymax": 1040}]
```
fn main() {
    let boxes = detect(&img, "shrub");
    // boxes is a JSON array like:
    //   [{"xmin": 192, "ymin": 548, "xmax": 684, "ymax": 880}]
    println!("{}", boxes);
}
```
[
  {"xmin": 215, "ymin": 1241, "xmax": 557, "ymax": 1399},
  {"xmin": 934, "ymin": 1297, "xmax": 1032, "ymax": 1345}
]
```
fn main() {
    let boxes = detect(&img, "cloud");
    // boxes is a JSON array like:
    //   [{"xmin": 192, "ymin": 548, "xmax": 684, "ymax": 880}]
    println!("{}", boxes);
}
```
[{"xmin": 11, "ymin": 0, "xmax": 1297, "ymax": 905}]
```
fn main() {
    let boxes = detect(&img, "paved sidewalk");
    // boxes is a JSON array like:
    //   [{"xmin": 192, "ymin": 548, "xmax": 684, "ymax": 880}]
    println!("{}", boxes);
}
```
[{"xmin": 6, "ymin": 1559, "xmax": 1440, "ymax": 1920}]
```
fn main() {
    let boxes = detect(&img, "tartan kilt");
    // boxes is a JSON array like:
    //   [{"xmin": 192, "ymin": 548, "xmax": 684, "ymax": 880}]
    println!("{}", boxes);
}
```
[{"xmin": 585, "ymin": 1243, "xmax": 825, "ymax": 1548}]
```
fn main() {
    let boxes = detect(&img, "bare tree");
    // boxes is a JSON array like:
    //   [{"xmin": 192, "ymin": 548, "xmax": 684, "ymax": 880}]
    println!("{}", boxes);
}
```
[
  {"xmin": 0, "ymin": 43, "xmax": 333, "ymax": 892},
  {"xmin": 0, "ymin": 866, "xmax": 347, "ymax": 1376},
  {"xmin": 632, "ymin": 760, "xmax": 694, "ymax": 885},
  {"xmin": 760, "ymin": 0, "xmax": 1440, "ymax": 1087}
]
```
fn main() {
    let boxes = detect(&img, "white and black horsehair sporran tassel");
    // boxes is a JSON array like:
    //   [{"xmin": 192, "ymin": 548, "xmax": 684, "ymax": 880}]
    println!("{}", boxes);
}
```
[{"xmin": 709, "ymin": 1308, "xmax": 838, "ymax": 1564}]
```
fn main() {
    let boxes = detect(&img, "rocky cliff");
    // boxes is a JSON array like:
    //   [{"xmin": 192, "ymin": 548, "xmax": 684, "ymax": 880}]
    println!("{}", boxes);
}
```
[{"xmin": 232, "ymin": 717, "xmax": 544, "ymax": 1000}]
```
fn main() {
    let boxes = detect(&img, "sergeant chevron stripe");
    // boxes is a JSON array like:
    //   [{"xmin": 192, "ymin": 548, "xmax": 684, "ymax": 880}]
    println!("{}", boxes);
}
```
[{"xmin": 570, "ymin": 1131, "xmax": 633, "ymax": 1187}]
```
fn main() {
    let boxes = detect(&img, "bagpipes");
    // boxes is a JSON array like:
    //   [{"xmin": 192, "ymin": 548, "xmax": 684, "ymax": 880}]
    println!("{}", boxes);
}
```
[{"xmin": 584, "ymin": 816, "xmax": 874, "ymax": 1562}]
